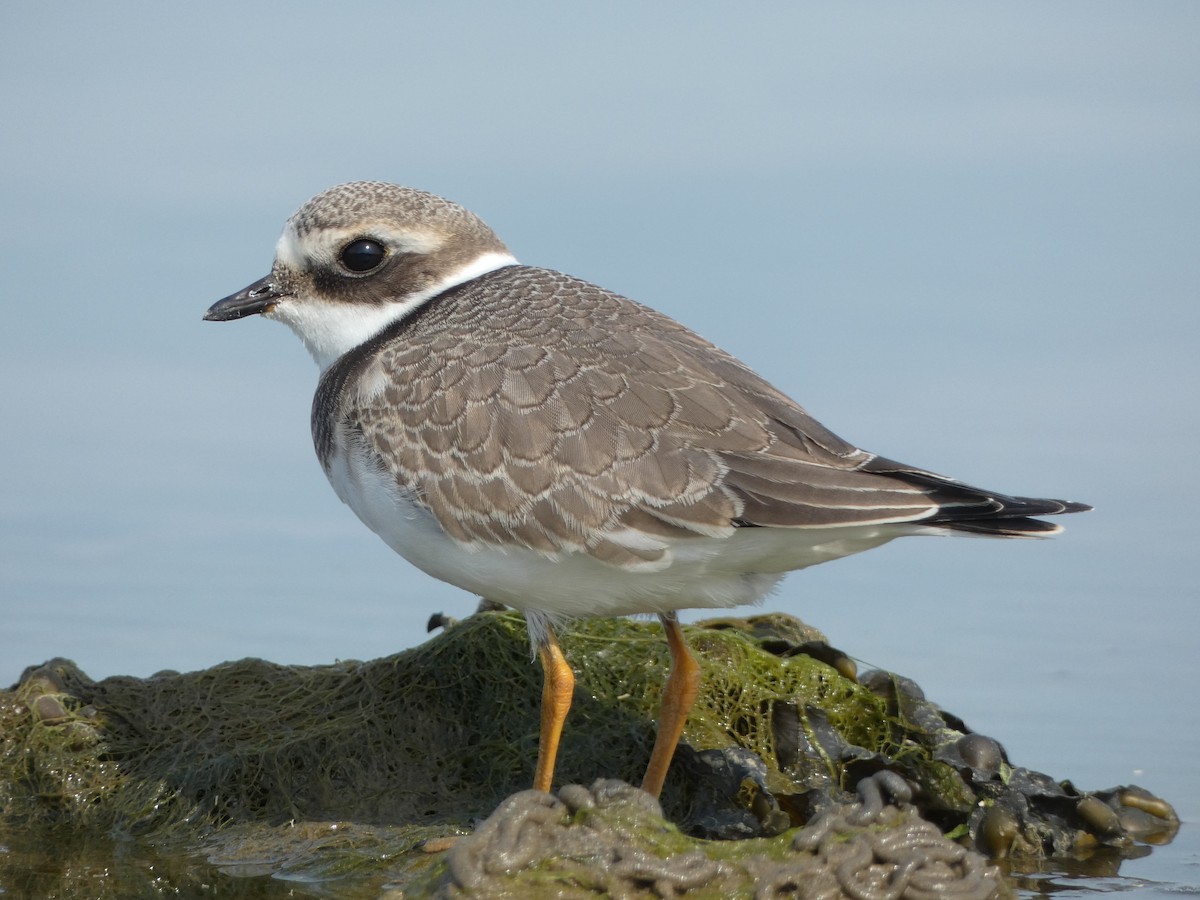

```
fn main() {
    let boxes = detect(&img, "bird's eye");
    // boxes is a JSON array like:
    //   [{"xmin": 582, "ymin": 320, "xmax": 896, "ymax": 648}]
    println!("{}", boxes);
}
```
[{"xmin": 339, "ymin": 239, "xmax": 386, "ymax": 273}]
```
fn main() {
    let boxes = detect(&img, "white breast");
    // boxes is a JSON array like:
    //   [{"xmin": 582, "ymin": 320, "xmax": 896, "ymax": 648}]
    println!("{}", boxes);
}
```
[{"xmin": 324, "ymin": 436, "xmax": 912, "ymax": 629}]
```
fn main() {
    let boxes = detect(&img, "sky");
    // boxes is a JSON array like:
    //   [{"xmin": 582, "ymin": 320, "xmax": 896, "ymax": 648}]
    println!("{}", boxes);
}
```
[{"xmin": 2, "ymin": 7, "xmax": 1198, "ymax": 875}]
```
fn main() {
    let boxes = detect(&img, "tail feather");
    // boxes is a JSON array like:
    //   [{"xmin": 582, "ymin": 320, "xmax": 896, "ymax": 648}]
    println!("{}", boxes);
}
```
[
  {"xmin": 861, "ymin": 456, "xmax": 1092, "ymax": 537},
  {"xmin": 936, "ymin": 516, "xmax": 1069, "ymax": 537}
]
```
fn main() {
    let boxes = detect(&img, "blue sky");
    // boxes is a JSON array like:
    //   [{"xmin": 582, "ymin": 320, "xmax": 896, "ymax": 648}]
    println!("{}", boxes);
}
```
[{"xmin": 2, "ymin": 5, "xmax": 1197, "ymax": 824}]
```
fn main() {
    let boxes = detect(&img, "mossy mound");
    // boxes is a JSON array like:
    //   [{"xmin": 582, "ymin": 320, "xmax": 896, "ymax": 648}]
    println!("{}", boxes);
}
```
[
  {"xmin": 0, "ymin": 610, "xmax": 1178, "ymax": 898},
  {"xmin": 429, "ymin": 778, "xmax": 1004, "ymax": 899}
]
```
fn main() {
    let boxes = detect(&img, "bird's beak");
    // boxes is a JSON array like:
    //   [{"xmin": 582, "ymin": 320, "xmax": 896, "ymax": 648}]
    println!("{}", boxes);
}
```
[{"xmin": 203, "ymin": 275, "xmax": 286, "ymax": 322}]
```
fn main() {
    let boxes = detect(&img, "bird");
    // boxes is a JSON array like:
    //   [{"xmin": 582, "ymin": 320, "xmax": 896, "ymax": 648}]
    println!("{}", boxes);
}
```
[{"xmin": 204, "ymin": 181, "xmax": 1090, "ymax": 799}]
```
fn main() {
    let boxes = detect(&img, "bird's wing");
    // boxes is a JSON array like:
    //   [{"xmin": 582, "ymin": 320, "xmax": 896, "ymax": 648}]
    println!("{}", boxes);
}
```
[{"xmin": 321, "ymin": 267, "xmax": 1085, "ymax": 568}]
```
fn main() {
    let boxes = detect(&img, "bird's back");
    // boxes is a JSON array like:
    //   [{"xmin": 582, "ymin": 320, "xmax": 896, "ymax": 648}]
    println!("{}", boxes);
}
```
[{"xmin": 314, "ymin": 265, "xmax": 1087, "ymax": 581}]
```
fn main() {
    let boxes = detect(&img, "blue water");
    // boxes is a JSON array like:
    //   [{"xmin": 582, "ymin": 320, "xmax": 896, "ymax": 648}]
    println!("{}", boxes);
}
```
[{"xmin": 2, "ymin": 5, "xmax": 1197, "ymax": 894}]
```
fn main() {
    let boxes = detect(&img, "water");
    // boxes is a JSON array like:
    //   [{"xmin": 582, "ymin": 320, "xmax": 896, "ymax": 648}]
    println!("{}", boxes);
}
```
[{"xmin": 2, "ymin": 4, "xmax": 1197, "ymax": 894}]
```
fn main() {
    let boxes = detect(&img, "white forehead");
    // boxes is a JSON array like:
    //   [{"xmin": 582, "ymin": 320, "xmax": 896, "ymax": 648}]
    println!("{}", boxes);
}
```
[{"xmin": 274, "ymin": 220, "xmax": 447, "ymax": 271}]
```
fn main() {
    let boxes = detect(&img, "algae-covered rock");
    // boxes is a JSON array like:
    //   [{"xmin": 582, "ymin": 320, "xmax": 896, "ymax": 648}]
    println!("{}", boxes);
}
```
[
  {"xmin": 429, "ymin": 778, "xmax": 1003, "ymax": 899},
  {"xmin": 0, "ymin": 610, "xmax": 1179, "ymax": 898}
]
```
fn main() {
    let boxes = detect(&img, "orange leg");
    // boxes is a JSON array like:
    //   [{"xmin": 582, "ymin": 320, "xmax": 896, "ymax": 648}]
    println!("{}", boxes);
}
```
[
  {"xmin": 641, "ymin": 613, "xmax": 701, "ymax": 798},
  {"xmin": 533, "ymin": 626, "xmax": 575, "ymax": 793}
]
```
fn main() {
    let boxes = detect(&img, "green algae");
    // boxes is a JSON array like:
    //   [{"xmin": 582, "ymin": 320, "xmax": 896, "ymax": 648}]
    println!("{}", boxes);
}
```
[{"xmin": 0, "ymin": 610, "xmax": 1178, "ymax": 897}]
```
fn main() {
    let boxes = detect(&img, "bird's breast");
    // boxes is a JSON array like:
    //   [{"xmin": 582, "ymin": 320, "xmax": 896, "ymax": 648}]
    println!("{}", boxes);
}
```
[{"xmin": 317, "ymin": 432, "xmax": 908, "ymax": 620}]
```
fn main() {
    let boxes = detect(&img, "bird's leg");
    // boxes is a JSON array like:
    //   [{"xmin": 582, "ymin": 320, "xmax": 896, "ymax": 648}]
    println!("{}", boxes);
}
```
[
  {"xmin": 533, "ymin": 626, "xmax": 575, "ymax": 793},
  {"xmin": 641, "ymin": 612, "xmax": 701, "ymax": 798}
]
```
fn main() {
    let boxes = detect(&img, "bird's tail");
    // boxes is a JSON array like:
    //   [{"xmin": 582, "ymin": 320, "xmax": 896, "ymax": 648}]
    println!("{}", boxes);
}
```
[{"xmin": 862, "ymin": 456, "xmax": 1092, "ymax": 537}]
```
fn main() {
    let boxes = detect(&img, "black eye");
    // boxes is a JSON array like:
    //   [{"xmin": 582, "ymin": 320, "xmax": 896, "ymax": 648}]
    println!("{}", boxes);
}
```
[{"xmin": 339, "ymin": 239, "xmax": 386, "ymax": 273}]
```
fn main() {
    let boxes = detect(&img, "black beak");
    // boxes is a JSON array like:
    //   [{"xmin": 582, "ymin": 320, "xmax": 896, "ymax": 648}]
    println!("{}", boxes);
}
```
[{"xmin": 203, "ymin": 275, "xmax": 286, "ymax": 322}]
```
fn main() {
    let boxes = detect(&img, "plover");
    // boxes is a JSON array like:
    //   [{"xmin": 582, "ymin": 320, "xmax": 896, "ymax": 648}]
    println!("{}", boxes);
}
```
[{"xmin": 204, "ymin": 182, "xmax": 1089, "ymax": 798}]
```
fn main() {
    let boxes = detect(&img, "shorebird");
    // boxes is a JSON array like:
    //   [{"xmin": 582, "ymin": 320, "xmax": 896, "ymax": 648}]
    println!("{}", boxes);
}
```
[{"xmin": 204, "ymin": 182, "xmax": 1089, "ymax": 797}]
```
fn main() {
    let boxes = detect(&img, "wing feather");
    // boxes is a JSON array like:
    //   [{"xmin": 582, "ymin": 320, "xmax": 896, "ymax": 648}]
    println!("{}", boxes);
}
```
[{"xmin": 315, "ymin": 266, "xmax": 1088, "ymax": 565}]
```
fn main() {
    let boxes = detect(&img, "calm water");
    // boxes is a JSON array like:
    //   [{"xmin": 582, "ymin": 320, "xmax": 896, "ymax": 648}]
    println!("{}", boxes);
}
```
[{"xmin": 3, "ymin": 4, "xmax": 1197, "ymax": 895}]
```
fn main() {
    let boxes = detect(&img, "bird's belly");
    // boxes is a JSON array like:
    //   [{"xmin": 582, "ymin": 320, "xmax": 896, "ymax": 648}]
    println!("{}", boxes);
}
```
[{"xmin": 324, "ymin": 445, "xmax": 909, "ymax": 619}]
